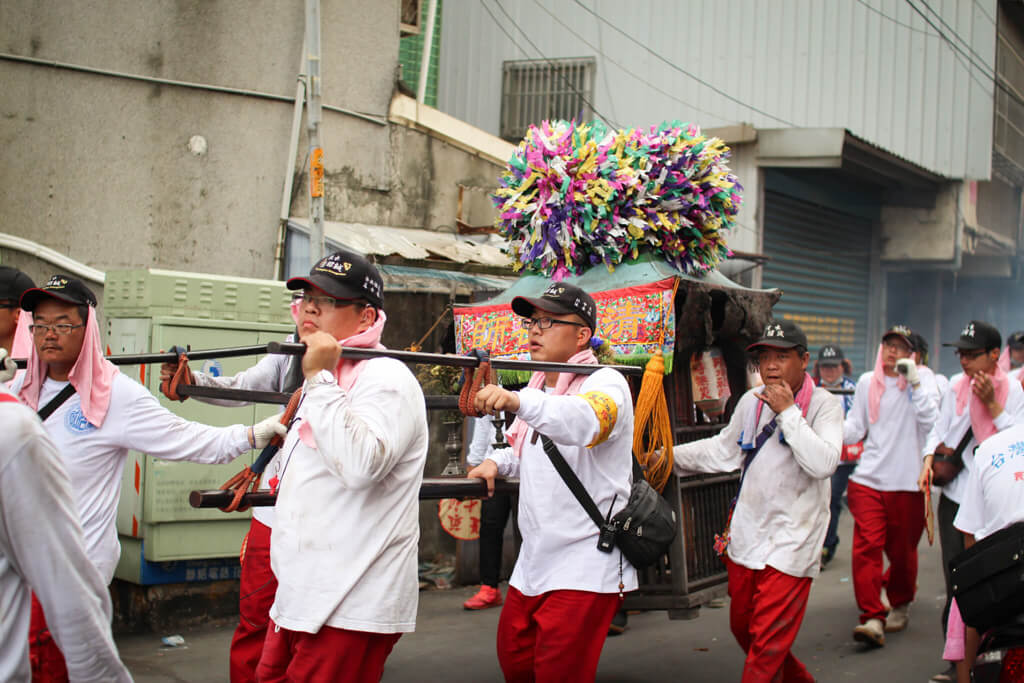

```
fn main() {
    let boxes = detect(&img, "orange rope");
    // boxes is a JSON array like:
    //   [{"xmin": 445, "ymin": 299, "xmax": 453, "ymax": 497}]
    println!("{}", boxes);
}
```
[{"xmin": 632, "ymin": 350, "xmax": 674, "ymax": 493}]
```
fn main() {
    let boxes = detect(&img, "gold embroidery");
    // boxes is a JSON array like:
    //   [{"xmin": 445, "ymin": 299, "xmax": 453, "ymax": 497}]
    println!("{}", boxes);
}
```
[{"xmin": 580, "ymin": 391, "xmax": 618, "ymax": 447}]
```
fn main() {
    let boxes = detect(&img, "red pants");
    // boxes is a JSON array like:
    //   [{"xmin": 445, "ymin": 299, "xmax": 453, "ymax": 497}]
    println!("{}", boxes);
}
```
[
  {"xmin": 727, "ymin": 560, "xmax": 814, "ymax": 683},
  {"xmin": 256, "ymin": 621, "xmax": 400, "ymax": 683},
  {"xmin": 29, "ymin": 593, "xmax": 69, "ymax": 683},
  {"xmin": 496, "ymin": 586, "xmax": 621, "ymax": 683},
  {"xmin": 231, "ymin": 518, "xmax": 277, "ymax": 683},
  {"xmin": 847, "ymin": 481, "xmax": 925, "ymax": 624}
]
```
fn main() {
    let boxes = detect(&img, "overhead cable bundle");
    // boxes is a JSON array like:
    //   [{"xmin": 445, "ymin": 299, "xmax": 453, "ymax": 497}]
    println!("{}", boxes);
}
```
[{"xmin": 494, "ymin": 119, "xmax": 741, "ymax": 279}]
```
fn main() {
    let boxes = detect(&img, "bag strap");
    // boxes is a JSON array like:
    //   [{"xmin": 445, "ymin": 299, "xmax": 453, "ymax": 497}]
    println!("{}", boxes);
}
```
[
  {"xmin": 952, "ymin": 427, "xmax": 974, "ymax": 459},
  {"xmin": 541, "ymin": 434, "xmax": 606, "ymax": 530},
  {"xmin": 37, "ymin": 383, "xmax": 77, "ymax": 421},
  {"xmin": 735, "ymin": 417, "xmax": 778, "ymax": 495}
]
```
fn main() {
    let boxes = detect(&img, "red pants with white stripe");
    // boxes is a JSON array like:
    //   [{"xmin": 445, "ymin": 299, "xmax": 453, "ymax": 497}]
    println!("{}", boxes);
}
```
[
  {"xmin": 727, "ymin": 560, "xmax": 814, "ymax": 683},
  {"xmin": 231, "ymin": 518, "xmax": 277, "ymax": 683},
  {"xmin": 496, "ymin": 586, "xmax": 622, "ymax": 682},
  {"xmin": 29, "ymin": 594, "xmax": 69, "ymax": 683},
  {"xmin": 846, "ymin": 481, "xmax": 925, "ymax": 624},
  {"xmin": 256, "ymin": 621, "xmax": 401, "ymax": 683}
]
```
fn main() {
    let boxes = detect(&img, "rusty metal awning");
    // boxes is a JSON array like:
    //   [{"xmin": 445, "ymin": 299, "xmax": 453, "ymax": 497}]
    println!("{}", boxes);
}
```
[{"xmin": 288, "ymin": 218, "xmax": 512, "ymax": 268}]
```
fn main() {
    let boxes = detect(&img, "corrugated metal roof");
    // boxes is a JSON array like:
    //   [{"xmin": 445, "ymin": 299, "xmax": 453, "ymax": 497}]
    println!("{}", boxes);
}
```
[
  {"xmin": 288, "ymin": 218, "xmax": 512, "ymax": 268},
  {"xmin": 378, "ymin": 264, "xmax": 515, "ymax": 295}
]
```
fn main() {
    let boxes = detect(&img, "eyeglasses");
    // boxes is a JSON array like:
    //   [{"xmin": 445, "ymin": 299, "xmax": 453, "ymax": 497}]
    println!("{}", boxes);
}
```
[
  {"xmin": 520, "ymin": 317, "xmax": 585, "ymax": 331},
  {"xmin": 882, "ymin": 341, "xmax": 911, "ymax": 352},
  {"xmin": 955, "ymin": 349, "xmax": 986, "ymax": 360},
  {"xmin": 29, "ymin": 323, "xmax": 85, "ymax": 337},
  {"xmin": 0, "ymin": 301, "xmax": 18, "ymax": 310},
  {"xmin": 292, "ymin": 292, "xmax": 364, "ymax": 309}
]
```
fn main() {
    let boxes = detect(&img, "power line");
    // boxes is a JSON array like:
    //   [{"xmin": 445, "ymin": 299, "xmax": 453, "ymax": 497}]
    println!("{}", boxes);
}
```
[
  {"xmin": 572, "ymin": 0, "xmax": 797, "ymax": 127},
  {"xmin": 530, "ymin": 0, "xmax": 739, "ymax": 126},
  {"xmin": 904, "ymin": 0, "xmax": 1024, "ymax": 108},
  {"xmin": 917, "ymin": 0, "xmax": 996, "ymax": 78},
  {"xmin": 480, "ymin": 0, "xmax": 620, "ymax": 130},
  {"xmin": 853, "ymin": 0, "xmax": 934, "ymax": 35}
]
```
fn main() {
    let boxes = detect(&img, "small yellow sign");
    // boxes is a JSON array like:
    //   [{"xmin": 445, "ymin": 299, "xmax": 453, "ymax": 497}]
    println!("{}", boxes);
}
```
[{"xmin": 310, "ymin": 148, "xmax": 324, "ymax": 198}]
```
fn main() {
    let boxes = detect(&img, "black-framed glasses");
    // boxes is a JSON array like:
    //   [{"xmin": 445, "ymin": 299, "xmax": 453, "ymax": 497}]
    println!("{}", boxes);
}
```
[
  {"xmin": 520, "ymin": 317, "xmax": 584, "ymax": 331},
  {"xmin": 955, "ymin": 349, "xmax": 986, "ymax": 360},
  {"xmin": 28, "ymin": 323, "xmax": 85, "ymax": 337},
  {"xmin": 292, "ymin": 291, "xmax": 363, "ymax": 309},
  {"xmin": 0, "ymin": 301, "xmax": 18, "ymax": 310}
]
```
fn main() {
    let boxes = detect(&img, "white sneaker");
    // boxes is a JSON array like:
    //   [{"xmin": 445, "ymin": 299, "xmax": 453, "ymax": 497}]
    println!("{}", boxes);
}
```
[
  {"xmin": 885, "ymin": 604, "xmax": 909, "ymax": 632},
  {"xmin": 880, "ymin": 588, "xmax": 891, "ymax": 612},
  {"xmin": 853, "ymin": 618, "xmax": 886, "ymax": 647}
]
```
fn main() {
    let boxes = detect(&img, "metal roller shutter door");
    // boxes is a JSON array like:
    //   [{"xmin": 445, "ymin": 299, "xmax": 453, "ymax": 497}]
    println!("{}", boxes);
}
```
[{"xmin": 761, "ymin": 192, "xmax": 873, "ymax": 374}]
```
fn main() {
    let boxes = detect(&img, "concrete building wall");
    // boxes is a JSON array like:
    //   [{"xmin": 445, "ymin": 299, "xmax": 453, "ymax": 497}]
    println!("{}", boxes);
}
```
[
  {"xmin": 439, "ymin": 0, "xmax": 997, "ymax": 180},
  {"xmin": 0, "ymin": 0, "xmax": 399, "ymax": 280}
]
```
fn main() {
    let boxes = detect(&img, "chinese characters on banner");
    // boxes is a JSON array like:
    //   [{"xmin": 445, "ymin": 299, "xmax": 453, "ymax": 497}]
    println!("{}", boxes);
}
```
[{"xmin": 454, "ymin": 277, "xmax": 678, "ymax": 371}]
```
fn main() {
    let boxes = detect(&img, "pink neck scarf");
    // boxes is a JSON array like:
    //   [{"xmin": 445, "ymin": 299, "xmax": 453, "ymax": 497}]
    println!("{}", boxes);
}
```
[
  {"xmin": 297, "ymin": 310, "xmax": 387, "ymax": 448},
  {"xmin": 11, "ymin": 313, "xmax": 32, "ymax": 359},
  {"xmin": 954, "ymin": 366, "xmax": 1009, "ymax": 444},
  {"xmin": 19, "ymin": 307, "xmax": 119, "ymax": 427},
  {"xmin": 868, "ymin": 344, "xmax": 907, "ymax": 424},
  {"xmin": 998, "ymin": 347, "xmax": 1011, "ymax": 373},
  {"xmin": 505, "ymin": 348, "xmax": 598, "ymax": 459}
]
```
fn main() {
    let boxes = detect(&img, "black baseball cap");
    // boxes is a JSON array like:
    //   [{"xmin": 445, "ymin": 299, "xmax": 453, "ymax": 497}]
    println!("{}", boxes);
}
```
[
  {"xmin": 511, "ymin": 281, "xmax": 597, "ymax": 331},
  {"xmin": 746, "ymin": 319, "xmax": 808, "ymax": 352},
  {"xmin": 286, "ymin": 249, "xmax": 384, "ymax": 310},
  {"xmin": 882, "ymin": 324, "xmax": 915, "ymax": 349},
  {"xmin": 20, "ymin": 274, "xmax": 97, "ymax": 311},
  {"xmin": 0, "ymin": 266, "xmax": 34, "ymax": 303},
  {"xmin": 818, "ymin": 344, "xmax": 845, "ymax": 366},
  {"xmin": 1008, "ymin": 331, "xmax": 1024, "ymax": 351},
  {"xmin": 943, "ymin": 320, "xmax": 1001, "ymax": 352}
]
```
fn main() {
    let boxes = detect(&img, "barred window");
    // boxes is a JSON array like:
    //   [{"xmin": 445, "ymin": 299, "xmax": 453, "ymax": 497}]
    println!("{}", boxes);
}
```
[{"xmin": 500, "ymin": 57, "xmax": 596, "ymax": 143}]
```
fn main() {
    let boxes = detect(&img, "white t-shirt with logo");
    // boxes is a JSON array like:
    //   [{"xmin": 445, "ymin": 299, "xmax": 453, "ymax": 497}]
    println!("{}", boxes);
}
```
[
  {"xmin": 12, "ymin": 373, "xmax": 251, "ymax": 583},
  {"xmin": 955, "ymin": 424, "xmax": 1024, "ymax": 541}
]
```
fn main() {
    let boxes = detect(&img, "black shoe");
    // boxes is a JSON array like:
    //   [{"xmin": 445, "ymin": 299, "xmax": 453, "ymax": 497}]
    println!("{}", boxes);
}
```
[
  {"xmin": 820, "ymin": 547, "xmax": 835, "ymax": 569},
  {"xmin": 608, "ymin": 610, "xmax": 628, "ymax": 636}
]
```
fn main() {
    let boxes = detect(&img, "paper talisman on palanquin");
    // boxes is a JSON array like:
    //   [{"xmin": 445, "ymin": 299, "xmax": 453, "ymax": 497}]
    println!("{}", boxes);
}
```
[{"xmin": 438, "ymin": 498, "xmax": 481, "ymax": 540}]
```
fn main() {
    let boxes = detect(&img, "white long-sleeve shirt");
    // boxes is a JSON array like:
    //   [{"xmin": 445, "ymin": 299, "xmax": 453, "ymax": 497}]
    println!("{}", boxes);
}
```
[
  {"xmin": 0, "ymin": 395, "xmax": 131, "ymax": 683},
  {"xmin": 673, "ymin": 387, "xmax": 842, "ymax": 578},
  {"xmin": 269, "ymin": 357, "xmax": 428, "ymax": 634},
  {"xmin": 189, "ymin": 342, "xmax": 295, "ymax": 529},
  {"xmin": 467, "ymin": 414, "xmax": 511, "ymax": 467},
  {"xmin": 954, "ymin": 424, "xmax": 1024, "ymax": 541},
  {"xmin": 11, "ymin": 373, "xmax": 252, "ymax": 583},
  {"xmin": 844, "ymin": 371, "xmax": 939, "ymax": 492},
  {"xmin": 488, "ymin": 368, "xmax": 639, "ymax": 596},
  {"xmin": 923, "ymin": 372, "xmax": 1024, "ymax": 503}
]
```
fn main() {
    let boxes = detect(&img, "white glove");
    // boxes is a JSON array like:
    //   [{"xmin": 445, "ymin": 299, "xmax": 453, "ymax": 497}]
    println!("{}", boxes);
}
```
[
  {"xmin": 0, "ymin": 349, "xmax": 16, "ymax": 383},
  {"xmin": 895, "ymin": 358, "xmax": 919, "ymax": 385},
  {"xmin": 250, "ymin": 414, "xmax": 288, "ymax": 449}
]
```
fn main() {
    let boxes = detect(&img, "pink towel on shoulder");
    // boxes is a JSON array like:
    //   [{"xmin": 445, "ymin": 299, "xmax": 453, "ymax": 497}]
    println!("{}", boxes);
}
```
[
  {"xmin": 954, "ymin": 366, "xmax": 1009, "ymax": 444},
  {"xmin": 18, "ymin": 307, "xmax": 118, "ymax": 427},
  {"xmin": 868, "ymin": 344, "xmax": 907, "ymax": 424}
]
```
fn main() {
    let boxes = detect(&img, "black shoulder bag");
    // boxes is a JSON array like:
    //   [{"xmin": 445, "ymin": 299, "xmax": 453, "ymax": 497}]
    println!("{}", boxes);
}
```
[
  {"xmin": 540, "ymin": 435, "xmax": 677, "ymax": 569},
  {"xmin": 37, "ymin": 384, "xmax": 77, "ymax": 421},
  {"xmin": 950, "ymin": 521, "xmax": 1024, "ymax": 633}
]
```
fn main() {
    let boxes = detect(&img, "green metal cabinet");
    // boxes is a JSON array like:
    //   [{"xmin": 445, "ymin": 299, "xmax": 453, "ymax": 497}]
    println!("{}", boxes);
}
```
[{"xmin": 103, "ymin": 269, "xmax": 293, "ymax": 584}]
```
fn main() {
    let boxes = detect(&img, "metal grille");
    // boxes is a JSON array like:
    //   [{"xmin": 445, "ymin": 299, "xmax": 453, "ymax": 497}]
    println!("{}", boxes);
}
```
[
  {"xmin": 678, "ymin": 473, "xmax": 739, "ymax": 587},
  {"xmin": 500, "ymin": 58, "xmax": 595, "ymax": 142}
]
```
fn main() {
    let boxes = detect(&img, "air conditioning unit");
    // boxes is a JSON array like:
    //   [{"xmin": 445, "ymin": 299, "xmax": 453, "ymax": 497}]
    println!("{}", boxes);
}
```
[{"xmin": 400, "ymin": 0, "xmax": 421, "ymax": 36}]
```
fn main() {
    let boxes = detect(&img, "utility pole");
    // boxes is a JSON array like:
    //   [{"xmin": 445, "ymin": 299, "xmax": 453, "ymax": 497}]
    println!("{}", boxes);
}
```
[
  {"xmin": 305, "ymin": 0, "xmax": 324, "ymax": 265},
  {"xmin": 417, "ymin": 0, "xmax": 438, "ymax": 103}
]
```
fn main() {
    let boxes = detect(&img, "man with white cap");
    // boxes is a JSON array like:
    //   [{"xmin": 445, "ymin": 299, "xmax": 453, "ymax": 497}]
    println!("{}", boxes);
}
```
[{"xmin": 673, "ymin": 319, "xmax": 841, "ymax": 682}]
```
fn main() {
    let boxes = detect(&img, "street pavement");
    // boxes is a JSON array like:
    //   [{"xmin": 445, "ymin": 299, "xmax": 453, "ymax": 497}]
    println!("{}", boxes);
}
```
[{"xmin": 118, "ymin": 508, "xmax": 951, "ymax": 682}]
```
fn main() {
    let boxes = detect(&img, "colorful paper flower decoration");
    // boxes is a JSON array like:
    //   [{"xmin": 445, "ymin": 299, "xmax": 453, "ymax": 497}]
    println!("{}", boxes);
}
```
[{"xmin": 494, "ymin": 119, "xmax": 741, "ymax": 279}]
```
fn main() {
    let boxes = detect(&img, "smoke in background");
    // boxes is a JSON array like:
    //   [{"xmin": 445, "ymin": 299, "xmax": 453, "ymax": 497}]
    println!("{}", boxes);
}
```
[{"xmin": 887, "ymin": 271, "xmax": 1024, "ymax": 378}]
